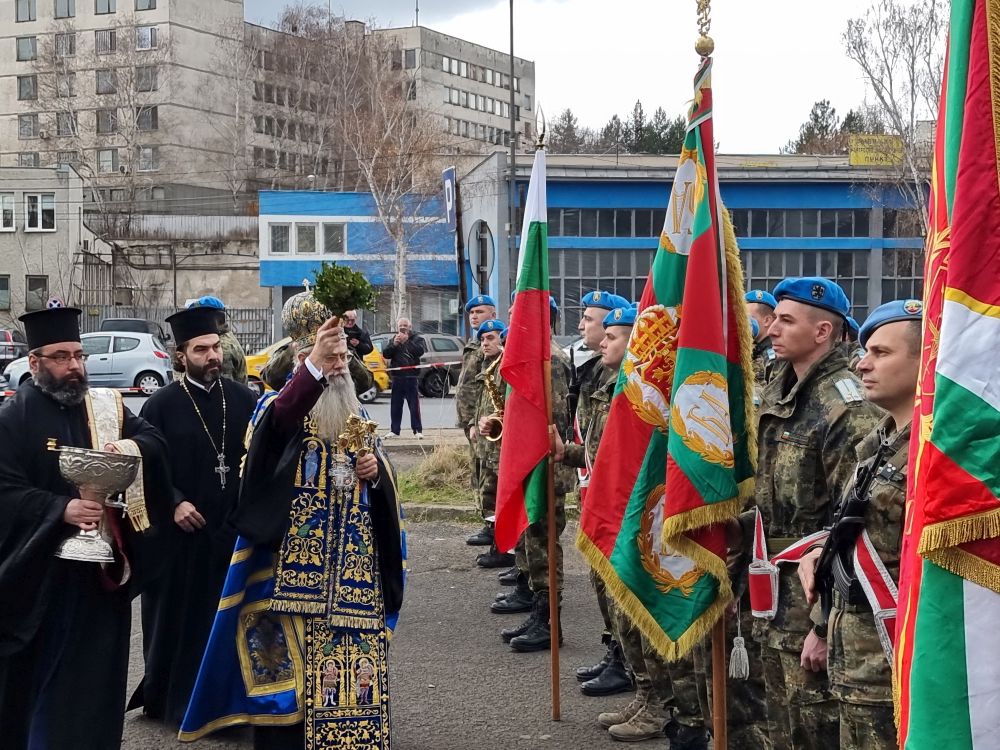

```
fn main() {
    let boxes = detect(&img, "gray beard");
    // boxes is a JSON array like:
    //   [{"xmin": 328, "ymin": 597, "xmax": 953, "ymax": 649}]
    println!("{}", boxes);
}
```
[
  {"xmin": 34, "ymin": 368, "xmax": 88, "ymax": 406},
  {"xmin": 310, "ymin": 372, "xmax": 360, "ymax": 442}
]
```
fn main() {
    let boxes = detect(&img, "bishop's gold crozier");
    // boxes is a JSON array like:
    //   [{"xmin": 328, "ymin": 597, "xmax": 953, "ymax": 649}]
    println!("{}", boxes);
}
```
[{"xmin": 48, "ymin": 440, "xmax": 140, "ymax": 563}]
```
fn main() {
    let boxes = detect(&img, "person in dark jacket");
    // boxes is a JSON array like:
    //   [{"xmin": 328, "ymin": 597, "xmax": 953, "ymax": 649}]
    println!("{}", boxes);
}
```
[
  {"xmin": 342, "ymin": 309, "xmax": 373, "ymax": 357},
  {"xmin": 382, "ymin": 317, "xmax": 426, "ymax": 438}
]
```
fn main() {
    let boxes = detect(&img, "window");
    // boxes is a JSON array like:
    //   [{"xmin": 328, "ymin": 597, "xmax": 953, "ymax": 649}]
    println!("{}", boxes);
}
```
[
  {"xmin": 263, "ymin": 83, "xmax": 273, "ymax": 103},
  {"xmin": 25, "ymin": 276, "xmax": 49, "ymax": 312},
  {"xmin": 136, "ymin": 105, "xmax": 158, "ymax": 131},
  {"xmin": 322, "ymin": 223, "xmax": 345, "ymax": 254},
  {"xmin": 16, "ymin": 0, "xmax": 36, "ymax": 22},
  {"xmin": 136, "ymin": 65, "xmax": 157, "ymax": 91},
  {"xmin": 17, "ymin": 153, "xmax": 39, "ymax": 167},
  {"xmin": 25, "ymin": 194, "xmax": 55, "ymax": 231},
  {"xmin": 275, "ymin": 86, "xmax": 284, "ymax": 105},
  {"xmin": 404, "ymin": 48, "xmax": 416, "ymax": 69},
  {"xmin": 136, "ymin": 26, "xmax": 157, "ymax": 50},
  {"xmin": 96, "ymin": 68, "xmax": 117, "ymax": 94},
  {"xmin": 137, "ymin": 145, "xmax": 158, "ymax": 171},
  {"xmin": 16, "ymin": 36, "xmax": 37, "ymax": 61},
  {"xmin": 56, "ymin": 73, "xmax": 75, "ymax": 97},
  {"xmin": 97, "ymin": 148, "xmax": 119, "ymax": 173},
  {"xmin": 431, "ymin": 337, "xmax": 460, "ymax": 352},
  {"xmin": 113, "ymin": 336, "xmax": 140, "ymax": 352},
  {"xmin": 96, "ymin": 108, "xmax": 117, "ymax": 134},
  {"xmin": 0, "ymin": 194, "xmax": 14, "ymax": 231},
  {"xmin": 270, "ymin": 224, "xmax": 290, "ymax": 254},
  {"xmin": 96, "ymin": 29, "xmax": 116, "ymax": 54},
  {"xmin": 390, "ymin": 49, "xmax": 402, "ymax": 70},
  {"xmin": 56, "ymin": 111, "xmax": 77, "ymax": 136},
  {"xmin": 615, "ymin": 209, "xmax": 632, "ymax": 238},
  {"xmin": 406, "ymin": 80, "xmax": 416, "ymax": 101},
  {"xmin": 18, "ymin": 114, "xmax": 39, "ymax": 139},
  {"xmin": 441, "ymin": 55, "xmax": 450, "ymax": 72},
  {"xmin": 524, "ymin": 93, "xmax": 531, "ymax": 111},
  {"xmin": 0, "ymin": 277, "xmax": 9, "ymax": 310},
  {"xmin": 296, "ymin": 224, "xmax": 317, "ymax": 254},
  {"xmin": 55, "ymin": 0, "xmax": 74, "ymax": 17},
  {"xmin": 95, "ymin": 0, "xmax": 115, "ymax": 13},
  {"xmin": 820, "ymin": 209, "xmax": 837, "ymax": 237},
  {"xmin": 135, "ymin": 0, "xmax": 155, "ymax": 8},
  {"xmin": 83, "ymin": 336, "xmax": 112, "ymax": 355},
  {"xmin": 56, "ymin": 150, "xmax": 78, "ymax": 166},
  {"xmin": 449, "ymin": 88, "xmax": 459, "ymax": 105},
  {"xmin": 17, "ymin": 75, "xmax": 37, "ymax": 101},
  {"xmin": 450, "ymin": 58, "xmax": 458, "ymax": 75},
  {"xmin": 459, "ymin": 91, "xmax": 468, "ymax": 108},
  {"xmin": 459, "ymin": 61, "xmax": 467, "ymax": 77},
  {"xmin": 55, "ymin": 32, "xmax": 76, "ymax": 56},
  {"xmin": 883, "ymin": 209, "xmax": 923, "ymax": 238}
]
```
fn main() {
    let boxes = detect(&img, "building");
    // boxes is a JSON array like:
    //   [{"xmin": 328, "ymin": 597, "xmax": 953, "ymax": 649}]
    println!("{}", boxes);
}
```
[
  {"xmin": 257, "ymin": 190, "xmax": 458, "ymax": 336},
  {"xmin": 460, "ymin": 153, "xmax": 926, "ymax": 335}
]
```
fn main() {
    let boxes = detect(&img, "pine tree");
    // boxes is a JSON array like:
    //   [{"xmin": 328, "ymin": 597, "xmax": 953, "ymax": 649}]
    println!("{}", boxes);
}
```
[{"xmin": 549, "ymin": 108, "xmax": 583, "ymax": 153}]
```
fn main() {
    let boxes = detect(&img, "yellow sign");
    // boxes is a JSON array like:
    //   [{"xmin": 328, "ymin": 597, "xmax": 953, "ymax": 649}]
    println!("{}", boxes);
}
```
[{"xmin": 849, "ymin": 134, "xmax": 905, "ymax": 167}]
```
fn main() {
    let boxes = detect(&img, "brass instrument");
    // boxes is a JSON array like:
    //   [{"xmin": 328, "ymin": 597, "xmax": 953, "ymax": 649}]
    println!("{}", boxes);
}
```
[{"xmin": 482, "ymin": 354, "xmax": 505, "ymax": 442}]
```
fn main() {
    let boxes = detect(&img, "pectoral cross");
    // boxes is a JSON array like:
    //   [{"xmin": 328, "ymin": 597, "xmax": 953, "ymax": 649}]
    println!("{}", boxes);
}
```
[
  {"xmin": 215, "ymin": 452, "xmax": 230, "ymax": 488},
  {"xmin": 337, "ymin": 415, "xmax": 379, "ymax": 456}
]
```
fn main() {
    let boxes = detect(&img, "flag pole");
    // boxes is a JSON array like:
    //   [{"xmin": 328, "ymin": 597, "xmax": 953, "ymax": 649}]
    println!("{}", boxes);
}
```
[{"xmin": 711, "ymin": 615, "xmax": 728, "ymax": 750}]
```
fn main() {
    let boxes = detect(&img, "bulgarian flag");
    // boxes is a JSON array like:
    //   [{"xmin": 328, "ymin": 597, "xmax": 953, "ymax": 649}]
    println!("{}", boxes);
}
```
[
  {"xmin": 577, "ymin": 57, "xmax": 755, "ymax": 659},
  {"xmin": 895, "ymin": 0, "xmax": 1000, "ymax": 746},
  {"xmin": 494, "ymin": 148, "xmax": 552, "ymax": 553}
]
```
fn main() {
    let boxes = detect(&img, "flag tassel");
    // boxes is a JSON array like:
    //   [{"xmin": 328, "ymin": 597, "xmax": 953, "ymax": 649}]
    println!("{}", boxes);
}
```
[{"xmin": 728, "ymin": 602, "xmax": 749, "ymax": 680}]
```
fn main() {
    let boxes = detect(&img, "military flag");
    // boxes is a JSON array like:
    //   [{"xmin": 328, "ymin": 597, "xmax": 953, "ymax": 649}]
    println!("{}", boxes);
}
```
[
  {"xmin": 577, "ymin": 57, "xmax": 755, "ymax": 659},
  {"xmin": 895, "ymin": 0, "xmax": 1000, "ymax": 745}
]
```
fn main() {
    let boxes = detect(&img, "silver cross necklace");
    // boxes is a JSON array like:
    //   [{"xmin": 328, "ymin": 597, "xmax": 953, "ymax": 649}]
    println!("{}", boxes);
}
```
[{"xmin": 180, "ymin": 378, "xmax": 229, "ymax": 488}]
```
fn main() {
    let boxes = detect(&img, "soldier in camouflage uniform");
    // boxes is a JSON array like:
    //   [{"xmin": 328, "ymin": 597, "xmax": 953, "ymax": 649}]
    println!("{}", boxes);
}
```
[
  {"xmin": 734, "ymin": 277, "xmax": 883, "ymax": 750},
  {"xmin": 798, "ymin": 299, "xmax": 923, "ymax": 750},
  {"xmin": 457, "ymin": 295, "xmax": 498, "ymax": 547},
  {"xmin": 844, "ymin": 316, "xmax": 866, "ymax": 372},
  {"xmin": 746, "ymin": 289, "xmax": 777, "ymax": 390}
]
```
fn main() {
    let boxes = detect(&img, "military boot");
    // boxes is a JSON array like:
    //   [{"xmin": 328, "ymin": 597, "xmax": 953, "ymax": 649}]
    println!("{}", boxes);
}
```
[
  {"xmin": 466, "ymin": 523, "xmax": 494, "ymax": 546},
  {"xmin": 597, "ymin": 695, "xmax": 645, "ymax": 729},
  {"xmin": 607, "ymin": 705, "xmax": 668, "ymax": 742},
  {"xmin": 509, "ymin": 592, "xmax": 563, "ymax": 652},
  {"xmin": 664, "ymin": 722, "xmax": 709, "ymax": 750},
  {"xmin": 497, "ymin": 567, "xmax": 520, "ymax": 586},
  {"xmin": 476, "ymin": 543, "xmax": 515, "ymax": 569},
  {"xmin": 580, "ymin": 640, "xmax": 634, "ymax": 696},
  {"xmin": 500, "ymin": 604, "xmax": 538, "ymax": 643},
  {"xmin": 576, "ymin": 635, "xmax": 614, "ymax": 681},
  {"xmin": 491, "ymin": 577, "xmax": 533, "ymax": 614}
]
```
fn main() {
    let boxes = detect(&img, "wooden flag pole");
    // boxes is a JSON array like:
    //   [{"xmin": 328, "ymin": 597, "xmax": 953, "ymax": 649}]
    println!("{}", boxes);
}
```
[
  {"xmin": 542, "ymin": 357, "xmax": 561, "ymax": 721},
  {"xmin": 711, "ymin": 615, "xmax": 728, "ymax": 750}
]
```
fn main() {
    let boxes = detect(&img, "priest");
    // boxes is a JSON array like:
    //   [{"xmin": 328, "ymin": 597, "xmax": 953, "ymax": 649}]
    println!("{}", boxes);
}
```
[
  {"xmin": 0, "ymin": 305, "xmax": 171, "ymax": 749},
  {"xmin": 129, "ymin": 305, "xmax": 257, "ymax": 726},
  {"xmin": 180, "ymin": 289, "xmax": 405, "ymax": 750}
]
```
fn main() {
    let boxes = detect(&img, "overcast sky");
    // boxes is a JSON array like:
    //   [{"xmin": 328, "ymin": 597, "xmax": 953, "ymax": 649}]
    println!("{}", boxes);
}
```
[{"xmin": 245, "ymin": 0, "xmax": 882, "ymax": 153}]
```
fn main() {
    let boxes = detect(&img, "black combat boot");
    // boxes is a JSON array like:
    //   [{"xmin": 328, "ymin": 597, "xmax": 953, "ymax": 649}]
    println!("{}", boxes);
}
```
[
  {"xmin": 497, "ymin": 567, "xmax": 520, "ymax": 586},
  {"xmin": 664, "ymin": 721, "xmax": 709, "ymax": 750},
  {"xmin": 509, "ymin": 592, "xmax": 563, "ymax": 652},
  {"xmin": 580, "ymin": 640, "xmax": 634, "ymax": 696},
  {"xmin": 500, "ymin": 602, "xmax": 538, "ymax": 643},
  {"xmin": 491, "ymin": 577, "xmax": 533, "ymax": 614},
  {"xmin": 575, "ymin": 634, "xmax": 614, "ymax": 681},
  {"xmin": 466, "ymin": 523, "xmax": 494, "ymax": 546},
  {"xmin": 476, "ymin": 543, "xmax": 515, "ymax": 569}
]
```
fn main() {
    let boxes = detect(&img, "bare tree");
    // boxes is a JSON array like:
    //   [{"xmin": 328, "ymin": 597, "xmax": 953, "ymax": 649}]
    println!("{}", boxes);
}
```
[{"xmin": 844, "ymin": 0, "xmax": 945, "ymax": 230}]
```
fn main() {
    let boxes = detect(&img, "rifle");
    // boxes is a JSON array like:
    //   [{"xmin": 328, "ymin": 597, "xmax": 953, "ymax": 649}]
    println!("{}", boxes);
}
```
[{"xmin": 814, "ymin": 431, "xmax": 892, "ymax": 619}]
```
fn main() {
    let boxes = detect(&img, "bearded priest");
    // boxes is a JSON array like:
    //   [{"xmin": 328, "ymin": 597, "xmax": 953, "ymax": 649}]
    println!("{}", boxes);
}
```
[{"xmin": 179, "ymin": 290, "xmax": 406, "ymax": 750}]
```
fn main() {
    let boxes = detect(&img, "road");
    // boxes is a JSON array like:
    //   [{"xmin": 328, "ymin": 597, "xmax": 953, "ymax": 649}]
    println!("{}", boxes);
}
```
[{"xmin": 121, "ymin": 520, "xmax": 626, "ymax": 749}]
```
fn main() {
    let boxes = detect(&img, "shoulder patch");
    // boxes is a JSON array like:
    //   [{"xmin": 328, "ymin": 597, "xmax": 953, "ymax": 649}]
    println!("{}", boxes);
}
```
[{"xmin": 833, "ymin": 378, "xmax": 865, "ymax": 405}]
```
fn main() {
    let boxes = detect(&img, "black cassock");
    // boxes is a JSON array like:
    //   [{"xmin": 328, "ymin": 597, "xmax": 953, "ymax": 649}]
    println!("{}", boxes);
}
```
[
  {"xmin": 0, "ymin": 381, "xmax": 171, "ymax": 750},
  {"xmin": 129, "ymin": 377, "xmax": 256, "ymax": 726}
]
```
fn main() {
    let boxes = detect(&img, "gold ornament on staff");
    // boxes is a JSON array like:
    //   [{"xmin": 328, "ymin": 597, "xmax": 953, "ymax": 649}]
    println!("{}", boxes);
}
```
[
  {"xmin": 337, "ymin": 414, "xmax": 379, "ymax": 457},
  {"xmin": 695, "ymin": 0, "xmax": 714, "ymax": 56}
]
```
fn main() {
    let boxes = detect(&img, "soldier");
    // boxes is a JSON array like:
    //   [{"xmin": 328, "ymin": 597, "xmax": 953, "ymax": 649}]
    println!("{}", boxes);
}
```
[
  {"xmin": 746, "ymin": 289, "xmax": 777, "ymax": 387},
  {"xmin": 731, "ymin": 277, "xmax": 883, "ymax": 750},
  {"xmin": 798, "ymin": 299, "xmax": 923, "ymax": 750},
  {"xmin": 187, "ymin": 296, "xmax": 248, "ymax": 386},
  {"xmin": 457, "ymin": 295, "xmax": 499, "ymax": 548},
  {"xmin": 844, "ymin": 316, "xmax": 865, "ymax": 372}
]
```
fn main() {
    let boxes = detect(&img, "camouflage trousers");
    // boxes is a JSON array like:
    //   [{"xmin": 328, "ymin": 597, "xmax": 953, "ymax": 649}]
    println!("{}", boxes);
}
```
[
  {"xmin": 477, "ymin": 463, "xmax": 496, "ymax": 518},
  {"xmin": 591, "ymin": 571, "xmax": 613, "ymax": 635},
  {"xmin": 759, "ymin": 643, "xmax": 838, "ymax": 750},
  {"xmin": 613, "ymin": 607, "xmax": 703, "ymax": 726},
  {"xmin": 513, "ymin": 498, "xmax": 565, "ymax": 593}
]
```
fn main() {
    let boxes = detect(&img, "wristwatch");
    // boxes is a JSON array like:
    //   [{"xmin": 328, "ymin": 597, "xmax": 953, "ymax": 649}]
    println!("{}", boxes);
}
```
[{"xmin": 812, "ymin": 622, "xmax": 828, "ymax": 639}]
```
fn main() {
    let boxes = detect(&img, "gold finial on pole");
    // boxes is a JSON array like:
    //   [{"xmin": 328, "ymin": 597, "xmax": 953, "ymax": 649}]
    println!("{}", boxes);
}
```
[
  {"xmin": 695, "ymin": 0, "xmax": 714, "ymax": 57},
  {"xmin": 535, "ymin": 105, "xmax": 547, "ymax": 150}
]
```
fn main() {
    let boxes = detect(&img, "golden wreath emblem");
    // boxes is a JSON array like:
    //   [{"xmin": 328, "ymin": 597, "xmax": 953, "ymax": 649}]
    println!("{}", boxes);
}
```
[
  {"xmin": 622, "ymin": 305, "xmax": 681, "ymax": 433},
  {"xmin": 660, "ymin": 146, "xmax": 707, "ymax": 256},
  {"xmin": 670, "ymin": 371, "xmax": 735, "ymax": 468},
  {"xmin": 637, "ymin": 484, "xmax": 704, "ymax": 595}
]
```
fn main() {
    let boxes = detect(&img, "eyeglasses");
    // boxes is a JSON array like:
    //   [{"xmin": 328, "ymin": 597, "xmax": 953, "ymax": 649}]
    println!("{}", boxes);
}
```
[
  {"xmin": 328, "ymin": 352, "xmax": 354, "ymax": 363},
  {"xmin": 37, "ymin": 352, "xmax": 88, "ymax": 364}
]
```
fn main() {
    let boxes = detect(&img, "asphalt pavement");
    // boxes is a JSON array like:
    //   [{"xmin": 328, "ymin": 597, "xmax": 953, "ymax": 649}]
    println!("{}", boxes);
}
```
[{"xmin": 121, "ymin": 519, "xmax": 632, "ymax": 749}]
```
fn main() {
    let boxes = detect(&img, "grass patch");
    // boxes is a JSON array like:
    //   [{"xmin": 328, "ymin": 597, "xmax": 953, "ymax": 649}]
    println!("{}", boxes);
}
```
[{"xmin": 398, "ymin": 444, "xmax": 476, "ymax": 506}]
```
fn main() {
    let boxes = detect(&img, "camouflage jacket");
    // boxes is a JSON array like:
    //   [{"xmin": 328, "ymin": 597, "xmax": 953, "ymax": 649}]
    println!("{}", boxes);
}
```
[
  {"xmin": 220, "ymin": 330, "xmax": 248, "ymax": 386},
  {"xmin": 474, "ymin": 352, "xmax": 504, "ymax": 470},
  {"xmin": 563, "ymin": 365, "xmax": 614, "ymax": 470},
  {"xmin": 751, "ymin": 336, "xmax": 776, "ymax": 387},
  {"xmin": 572, "ymin": 355, "xmax": 604, "ymax": 431},
  {"xmin": 456, "ymin": 340, "xmax": 484, "ymax": 430},
  {"xmin": 550, "ymin": 338, "xmax": 576, "ymax": 496}
]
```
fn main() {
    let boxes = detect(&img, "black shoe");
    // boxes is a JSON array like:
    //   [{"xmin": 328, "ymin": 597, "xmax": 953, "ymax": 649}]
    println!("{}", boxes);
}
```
[
  {"xmin": 466, "ymin": 525, "xmax": 494, "ymax": 546},
  {"xmin": 509, "ymin": 593, "xmax": 563, "ymax": 652},
  {"xmin": 476, "ymin": 550, "xmax": 516, "ymax": 569},
  {"xmin": 665, "ymin": 723, "xmax": 709, "ymax": 750},
  {"xmin": 500, "ymin": 609, "xmax": 537, "ymax": 643},
  {"xmin": 496, "ymin": 572, "xmax": 528, "ymax": 600},
  {"xmin": 491, "ymin": 580, "xmax": 533, "ymax": 614},
  {"xmin": 575, "ymin": 637, "xmax": 614, "ymax": 682},
  {"xmin": 580, "ymin": 642, "xmax": 634, "ymax": 696},
  {"xmin": 497, "ymin": 567, "xmax": 520, "ymax": 586}
]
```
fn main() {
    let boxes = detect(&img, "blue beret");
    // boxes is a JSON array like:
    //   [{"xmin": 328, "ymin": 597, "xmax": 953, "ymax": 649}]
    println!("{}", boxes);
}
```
[
  {"xmin": 465, "ymin": 295, "xmax": 497, "ymax": 312},
  {"xmin": 550, "ymin": 296, "xmax": 558, "ymax": 312},
  {"xmin": 580, "ymin": 290, "xmax": 630, "ymax": 311},
  {"xmin": 859, "ymin": 299, "xmax": 923, "ymax": 348},
  {"xmin": 745, "ymin": 290, "xmax": 778, "ymax": 309},
  {"xmin": 750, "ymin": 318, "xmax": 760, "ymax": 339},
  {"xmin": 189, "ymin": 295, "xmax": 225, "ymax": 310},
  {"xmin": 773, "ymin": 277, "xmax": 850, "ymax": 318},
  {"xmin": 603, "ymin": 306, "xmax": 637, "ymax": 328},
  {"xmin": 846, "ymin": 316, "xmax": 860, "ymax": 336},
  {"xmin": 476, "ymin": 319, "xmax": 507, "ymax": 339}
]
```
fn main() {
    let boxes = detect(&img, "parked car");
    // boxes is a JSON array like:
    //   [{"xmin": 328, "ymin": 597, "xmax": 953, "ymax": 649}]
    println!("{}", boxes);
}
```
[
  {"xmin": 371, "ymin": 331, "xmax": 464, "ymax": 398},
  {"xmin": 100, "ymin": 318, "xmax": 172, "ymax": 343},
  {"xmin": 0, "ymin": 329, "xmax": 29, "ymax": 372},
  {"xmin": 4, "ymin": 332, "xmax": 172, "ymax": 395}
]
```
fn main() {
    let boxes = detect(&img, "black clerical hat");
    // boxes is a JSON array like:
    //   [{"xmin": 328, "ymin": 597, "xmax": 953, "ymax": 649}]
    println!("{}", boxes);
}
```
[
  {"xmin": 165, "ymin": 306, "xmax": 221, "ymax": 345},
  {"xmin": 19, "ymin": 307, "xmax": 82, "ymax": 351}
]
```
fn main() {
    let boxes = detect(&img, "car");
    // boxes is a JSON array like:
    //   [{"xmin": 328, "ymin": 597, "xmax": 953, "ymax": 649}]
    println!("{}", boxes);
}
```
[
  {"xmin": 0, "ymin": 329, "xmax": 29, "ymax": 372},
  {"xmin": 371, "ymin": 331, "xmax": 464, "ymax": 398},
  {"xmin": 4, "ymin": 331, "xmax": 172, "ymax": 395},
  {"xmin": 100, "ymin": 317, "xmax": 172, "ymax": 343}
]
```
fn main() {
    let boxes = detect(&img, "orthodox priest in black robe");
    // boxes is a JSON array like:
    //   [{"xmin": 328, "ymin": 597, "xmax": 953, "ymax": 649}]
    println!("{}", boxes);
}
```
[
  {"xmin": 129, "ymin": 306, "xmax": 257, "ymax": 726},
  {"xmin": 0, "ymin": 305, "xmax": 171, "ymax": 750}
]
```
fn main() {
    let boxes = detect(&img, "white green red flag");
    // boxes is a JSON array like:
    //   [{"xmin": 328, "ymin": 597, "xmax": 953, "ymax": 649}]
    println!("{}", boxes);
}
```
[
  {"xmin": 494, "ymin": 148, "xmax": 551, "ymax": 553},
  {"xmin": 577, "ymin": 58, "xmax": 755, "ymax": 659},
  {"xmin": 895, "ymin": 0, "xmax": 1000, "ymax": 747}
]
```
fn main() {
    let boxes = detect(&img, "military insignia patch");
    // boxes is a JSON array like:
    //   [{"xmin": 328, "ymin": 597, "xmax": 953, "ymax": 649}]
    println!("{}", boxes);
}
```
[
  {"xmin": 621, "ymin": 304, "xmax": 681, "ymax": 432},
  {"xmin": 903, "ymin": 299, "xmax": 923, "ymax": 314},
  {"xmin": 811, "ymin": 284, "xmax": 826, "ymax": 300},
  {"xmin": 754, "ymin": 291, "xmax": 764, "ymax": 301},
  {"xmin": 591, "ymin": 292, "xmax": 601, "ymax": 302},
  {"xmin": 613, "ymin": 308, "xmax": 623, "ymax": 321}
]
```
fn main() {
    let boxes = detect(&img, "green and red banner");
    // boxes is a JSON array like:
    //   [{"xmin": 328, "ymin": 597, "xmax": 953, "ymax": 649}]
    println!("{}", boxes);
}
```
[
  {"xmin": 577, "ymin": 58, "xmax": 755, "ymax": 660},
  {"xmin": 495, "ymin": 148, "xmax": 551, "ymax": 554},
  {"xmin": 895, "ymin": 0, "xmax": 1000, "ymax": 746}
]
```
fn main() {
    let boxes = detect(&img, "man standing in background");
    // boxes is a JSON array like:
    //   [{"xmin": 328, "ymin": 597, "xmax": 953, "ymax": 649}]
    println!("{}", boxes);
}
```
[{"xmin": 383, "ymin": 317, "xmax": 426, "ymax": 439}]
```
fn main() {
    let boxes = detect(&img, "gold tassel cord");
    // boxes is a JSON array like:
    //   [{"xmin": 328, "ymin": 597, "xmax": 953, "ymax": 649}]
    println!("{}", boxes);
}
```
[{"xmin": 112, "ymin": 439, "xmax": 150, "ymax": 532}]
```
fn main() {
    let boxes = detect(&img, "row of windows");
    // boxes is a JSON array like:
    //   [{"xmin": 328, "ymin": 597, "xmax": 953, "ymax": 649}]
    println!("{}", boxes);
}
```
[
  {"xmin": 252, "ymin": 82, "xmax": 323, "ymax": 112},
  {"xmin": 439, "ymin": 54, "xmax": 520, "ymax": 93},
  {"xmin": 389, "ymin": 48, "xmax": 418, "ymax": 71},
  {"xmin": 14, "ymin": 27, "xmax": 156, "ymax": 64},
  {"xmin": 731, "ymin": 209, "xmax": 871, "ymax": 239},
  {"xmin": 268, "ymin": 222, "xmax": 346, "ymax": 256},
  {"xmin": 16, "ymin": 66, "xmax": 158, "ymax": 102},
  {"xmin": 19, "ymin": 106, "xmax": 159, "ymax": 138},
  {"xmin": 444, "ymin": 86, "xmax": 525, "ymax": 118},
  {"xmin": 253, "ymin": 115, "xmax": 322, "ymax": 144},
  {"xmin": 0, "ymin": 192, "xmax": 57, "ymax": 231},
  {"xmin": 251, "ymin": 147, "xmax": 332, "ymax": 176},
  {"xmin": 16, "ymin": 0, "xmax": 155, "ymax": 21},
  {"xmin": 11, "ymin": 145, "xmax": 159, "ymax": 172},
  {"xmin": 444, "ymin": 117, "xmax": 512, "ymax": 146}
]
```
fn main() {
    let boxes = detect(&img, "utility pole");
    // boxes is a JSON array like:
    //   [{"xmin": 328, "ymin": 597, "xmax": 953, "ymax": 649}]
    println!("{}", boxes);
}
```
[{"xmin": 507, "ymin": 0, "xmax": 518, "ymax": 307}]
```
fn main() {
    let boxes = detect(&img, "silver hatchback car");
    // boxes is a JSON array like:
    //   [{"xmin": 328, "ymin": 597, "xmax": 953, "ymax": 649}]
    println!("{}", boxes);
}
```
[{"xmin": 4, "ymin": 332, "xmax": 173, "ymax": 395}]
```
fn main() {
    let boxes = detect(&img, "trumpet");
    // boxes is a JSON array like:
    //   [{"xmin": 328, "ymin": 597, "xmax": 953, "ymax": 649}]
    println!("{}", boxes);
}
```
[{"xmin": 481, "ymin": 354, "xmax": 505, "ymax": 442}]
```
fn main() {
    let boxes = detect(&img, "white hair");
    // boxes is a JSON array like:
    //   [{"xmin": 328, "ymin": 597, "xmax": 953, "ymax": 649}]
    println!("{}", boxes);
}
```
[{"xmin": 310, "ymin": 370, "xmax": 360, "ymax": 441}]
